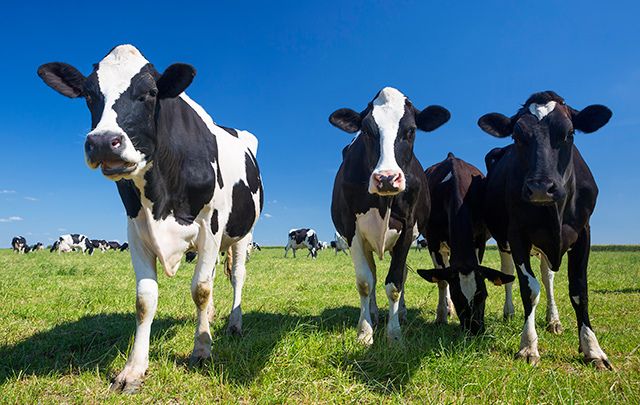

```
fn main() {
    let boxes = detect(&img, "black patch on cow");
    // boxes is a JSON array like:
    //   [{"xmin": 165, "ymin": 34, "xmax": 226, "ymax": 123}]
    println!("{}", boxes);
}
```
[
  {"xmin": 116, "ymin": 179, "xmax": 142, "ymax": 218},
  {"xmin": 219, "ymin": 126, "xmax": 238, "ymax": 137},
  {"xmin": 71, "ymin": 234, "xmax": 82, "ymax": 244},
  {"xmin": 225, "ymin": 181, "xmax": 256, "ymax": 238},
  {"xmin": 245, "ymin": 152, "xmax": 261, "ymax": 194},
  {"xmin": 211, "ymin": 209, "xmax": 219, "ymax": 235}
]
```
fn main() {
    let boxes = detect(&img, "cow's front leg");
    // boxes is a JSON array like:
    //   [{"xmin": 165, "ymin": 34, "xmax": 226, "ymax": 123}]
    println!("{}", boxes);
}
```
[
  {"xmin": 511, "ymin": 238, "xmax": 541, "ymax": 365},
  {"xmin": 189, "ymin": 226, "xmax": 220, "ymax": 366},
  {"xmin": 111, "ymin": 233, "xmax": 157, "ymax": 394},
  {"xmin": 499, "ymin": 250, "xmax": 516, "ymax": 320},
  {"xmin": 227, "ymin": 234, "xmax": 251, "ymax": 336},
  {"xmin": 430, "ymin": 249, "xmax": 454, "ymax": 323},
  {"xmin": 385, "ymin": 231, "xmax": 413, "ymax": 345},
  {"xmin": 540, "ymin": 255, "xmax": 562, "ymax": 334},
  {"xmin": 351, "ymin": 234, "xmax": 375, "ymax": 345},
  {"xmin": 568, "ymin": 226, "xmax": 612, "ymax": 370}
]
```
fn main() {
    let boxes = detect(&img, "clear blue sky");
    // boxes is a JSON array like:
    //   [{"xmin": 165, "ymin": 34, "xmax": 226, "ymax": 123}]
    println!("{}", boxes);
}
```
[{"xmin": 1, "ymin": 1, "xmax": 638, "ymax": 246}]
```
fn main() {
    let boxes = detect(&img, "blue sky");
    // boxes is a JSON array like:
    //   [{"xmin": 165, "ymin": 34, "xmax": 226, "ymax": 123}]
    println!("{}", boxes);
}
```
[{"xmin": 1, "ymin": 1, "xmax": 639, "ymax": 246}]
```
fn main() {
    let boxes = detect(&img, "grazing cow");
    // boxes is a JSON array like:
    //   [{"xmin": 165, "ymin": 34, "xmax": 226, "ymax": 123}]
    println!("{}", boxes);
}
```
[
  {"xmin": 416, "ymin": 153, "xmax": 514, "ymax": 333},
  {"xmin": 415, "ymin": 238, "xmax": 428, "ymax": 251},
  {"xmin": 38, "ymin": 44, "xmax": 263, "ymax": 392},
  {"xmin": 51, "ymin": 234, "xmax": 94, "ymax": 254},
  {"xmin": 477, "ymin": 91, "xmax": 612, "ymax": 369},
  {"xmin": 329, "ymin": 87, "xmax": 450, "ymax": 344},
  {"xmin": 11, "ymin": 236, "xmax": 28, "ymax": 253},
  {"xmin": 331, "ymin": 232, "xmax": 349, "ymax": 256},
  {"xmin": 119, "ymin": 242, "xmax": 129, "ymax": 252},
  {"xmin": 284, "ymin": 228, "xmax": 320, "ymax": 258},
  {"xmin": 30, "ymin": 242, "xmax": 44, "ymax": 252},
  {"xmin": 107, "ymin": 241, "xmax": 122, "ymax": 250},
  {"xmin": 91, "ymin": 239, "xmax": 110, "ymax": 253}
]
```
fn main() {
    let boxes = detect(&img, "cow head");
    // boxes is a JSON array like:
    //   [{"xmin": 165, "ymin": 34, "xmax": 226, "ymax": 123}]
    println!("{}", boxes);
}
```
[
  {"xmin": 478, "ymin": 91, "xmax": 611, "ymax": 205},
  {"xmin": 38, "ymin": 45, "xmax": 196, "ymax": 180},
  {"xmin": 418, "ymin": 266, "xmax": 514, "ymax": 334},
  {"xmin": 329, "ymin": 87, "xmax": 450, "ymax": 196}
]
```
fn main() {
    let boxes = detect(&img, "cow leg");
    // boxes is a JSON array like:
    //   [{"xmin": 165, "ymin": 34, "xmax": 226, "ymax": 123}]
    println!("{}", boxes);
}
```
[
  {"xmin": 351, "ymin": 234, "xmax": 375, "ymax": 345},
  {"xmin": 227, "ymin": 234, "xmax": 250, "ymax": 336},
  {"xmin": 540, "ymin": 254, "xmax": 562, "ymax": 334},
  {"xmin": 385, "ymin": 231, "xmax": 413, "ymax": 345},
  {"xmin": 292, "ymin": 248, "xmax": 296, "ymax": 258},
  {"xmin": 284, "ymin": 244, "xmax": 289, "ymax": 257},
  {"xmin": 499, "ymin": 250, "xmax": 516, "ymax": 320},
  {"xmin": 568, "ymin": 226, "xmax": 612, "ymax": 370},
  {"xmin": 364, "ymin": 249, "xmax": 379, "ymax": 328},
  {"xmin": 189, "ymin": 226, "xmax": 220, "ymax": 366},
  {"xmin": 398, "ymin": 264, "xmax": 408, "ymax": 324},
  {"xmin": 431, "ymin": 250, "xmax": 453, "ymax": 324},
  {"xmin": 511, "ymin": 239, "xmax": 541, "ymax": 365},
  {"xmin": 111, "ymin": 232, "xmax": 157, "ymax": 394}
]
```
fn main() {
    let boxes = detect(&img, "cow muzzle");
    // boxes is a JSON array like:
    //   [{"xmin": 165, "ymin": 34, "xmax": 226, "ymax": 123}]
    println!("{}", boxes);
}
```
[
  {"xmin": 369, "ymin": 170, "xmax": 405, "ymax": 196},
  {"xmin": 522, "ymin": 178, "xmax": 564, "ymax": 205},
  {"xmin": 85, "ymin": 133, "xmax": 137, "ymax": 177}
]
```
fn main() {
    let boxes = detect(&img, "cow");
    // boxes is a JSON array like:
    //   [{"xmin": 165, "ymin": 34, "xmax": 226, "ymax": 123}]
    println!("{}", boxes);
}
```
[
  {"xmin": 331, "ymin": 232, "xmax": 349, "ymax": 256},
  {"xmin": 416, "ymin": 152, "xmax": 514, "ymax": 333},
  {"xmin": 50, "ymin": 234, "xmax": 94, "ymax": 254},
  {"xmin": 329, "ymin": 87, "xmax": 450, "ymax": 345},
  {"xmin": 284, "ymin": 228, "xmax": 320, "ymax": 258},
  {"xmin": 30, "ymin": 242, "xmax": 44, "ymax": 252},
  {"xmin": 477, "ymin": 90, "xmax": 612, "ymax": 370},
  {"xmin": 415, "ymin": 238, "xmax": 428, "ymax": 251},
  {"xmin": 38, "ymin": 44, "xmax": 264, "ymax": 393},
  {"xmin": 11, "ymin": 236, "xmax": 27, "ymax": 253},
  {"xmin": 119, "ymin": 242, "xmax": 129, "ymax": 252},
  {"xmin": 107, "ymin": 241, "xmax": 122, "ymax": 250},
  {"xmin": 91, "ymin": 239, "xmax": 110, "ymax": 253}
]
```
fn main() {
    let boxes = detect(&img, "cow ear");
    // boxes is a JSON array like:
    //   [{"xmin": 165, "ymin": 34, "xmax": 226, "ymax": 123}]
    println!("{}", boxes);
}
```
[
  {"xmin": 477, "ymin": 266, "xmax": 515, "ymax": 286},
  {"xmin": 157, "ymin": 63, "xmax": 196, "ymax": 99},
  {"xmin": 416, "ymin": 105, "xmax": 451, "ymax": 132},
  {"xmin": 478, "ymin": 113, "xmax": 513, "ymax": 138},
  {"xmin": 329, "ymin": 108, "xmax": 362, "ymax": 133},
  {"xmin": 572, "ymin": 105, "xmax": 612, "ymax": 134},
  {"xmin": 417, "ymin": 268, "xmax": 457, "ymax": 283},
  {"xmin": 37, "ymin": 62, "xmax": 86, "ymax": 98}
]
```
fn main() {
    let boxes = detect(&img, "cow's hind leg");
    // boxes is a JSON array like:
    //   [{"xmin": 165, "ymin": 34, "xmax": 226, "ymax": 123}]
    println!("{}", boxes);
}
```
[
  {"xmin": 499, "ymin": 250, "xmax": 516, "ymax": 320},
  {"xmin": 352, "ymin": 234, "xmax": 375, "ymax": 345},
  {"xmin": 227, "ymin": 234, "xmax": 251, "ymax": 336},
  {"xmin": 540, "ymin": 254, "xmax": 562, "ymax": 334},
  {"xmin": 569, "ymin": 226, "xmax": 612, "ymax": 370},
  {"xmin": 111, "ymin": 233, "xmax": 157, "ymax": 394},
  {"xmin": 431, "ymin": 249, "xmax": 454, "ymax": 324}
]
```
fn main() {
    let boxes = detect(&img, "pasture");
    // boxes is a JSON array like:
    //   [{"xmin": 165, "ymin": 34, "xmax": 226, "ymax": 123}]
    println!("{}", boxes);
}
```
[{"xmin": 0, "ymin": 247, "xmax": 638, "ymax": 403}]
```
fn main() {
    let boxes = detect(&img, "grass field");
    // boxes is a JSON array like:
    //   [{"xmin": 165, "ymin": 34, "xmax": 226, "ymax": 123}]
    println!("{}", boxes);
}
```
[{"xmin": 0, "ymin": 247, "xmax": 638, "ymax": 403}]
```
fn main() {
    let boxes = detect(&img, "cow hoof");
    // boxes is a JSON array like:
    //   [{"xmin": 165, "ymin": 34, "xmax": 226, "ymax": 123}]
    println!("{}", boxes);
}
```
[
  {"xmin": 357, "ymin": 330, "xmax": 374, "ymax": 346},
  {"xmin": 189, "ymin": 352, "xmax": 212, "ymax": 368},
  {"xmin": 587, "ymin": 356, "xmax": 614, "ymax": 371},
  {"xmin": 386, "ymin": 331, "xmax": 403, "ymax": 347},
  {"xmin": 110, "ymin": 368, "xmax": 145, "ymax": 394},
  {"xmin": 435, "ymin": 313, "xmax": 449, "ymax": 325},
  {"xmin": 226, "ymin": 324, "xmax": 243, "ymax": 336},
  {"xmin": 515, "ymin": 349, "xmax": 540, "ymax": 366},
  {"xmin": 546, "ymin": 320, "xmax": 563, "ymax": 335},
  {"xmin": 503, "ymin": 311, "xmax": 515, "ymax": 321}
]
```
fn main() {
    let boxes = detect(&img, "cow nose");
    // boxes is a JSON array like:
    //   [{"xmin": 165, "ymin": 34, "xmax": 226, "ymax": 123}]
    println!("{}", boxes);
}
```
[
  {"xmin": 523, "ymin": 179, "xmax": 557, "ymax": 203},
  {"xmin": 85, "ymin": 133, "xmax": 124, "ymax": 162},
  {"xmin": 373, "ymin": 171, "xmax": 403, "ymax": 193}
]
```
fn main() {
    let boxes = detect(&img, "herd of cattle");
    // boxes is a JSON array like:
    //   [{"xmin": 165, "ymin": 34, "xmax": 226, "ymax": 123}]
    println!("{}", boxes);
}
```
[
  {"xmin": 12, "ymin": 234, "xmax": 129, "ymax": 255},
  {"xmin": 27, "ymin": 44, "xmax": 613, "ymax": 392}
]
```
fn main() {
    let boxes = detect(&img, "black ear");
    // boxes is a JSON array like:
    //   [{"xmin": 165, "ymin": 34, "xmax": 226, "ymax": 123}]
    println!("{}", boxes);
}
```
[
  {"xmin": 572, "ymin": 105, "xmax": 612, "ymax": 134},
  {"xmin": 477, "ymin": 266, "xmax": 515, "ymax": 286},
  {"xmin": 329, "ymin": 108, "xmax": 362, "ymax": 133},
  {"xmin": 478, "ymin": 113, "xmax": 513, "ymax": 138},
  {"xmin": 415, "ymin": 105, "xmax": 451, "ymax": 132},
  {"xmin": 37, "ymin": 62, "xmax": 86, "ymax": 98},
  {"xmin": 417, "ymin": 268, "xmax": 457, "ymax": 283},
  {"xmin": 157, "ymin": 63, "xmax": 196, "ymax": 99}
]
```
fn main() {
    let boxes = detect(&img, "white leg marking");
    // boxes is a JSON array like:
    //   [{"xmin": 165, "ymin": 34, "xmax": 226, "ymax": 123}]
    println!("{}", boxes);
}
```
[
  {"xmin": 227, "ymin": 233, "xmax": 250, "ymax": 335},
  {"xmin": 539, "ymin": 255, "xmax": 562, "ymax": 333},
  {"xmin": 517, "ymin": 264, "xmax": 541, "ymax": 364},
  {"xmin": 579, "ymin": 325, "xmax": 610, "ymax": 365},
  {"xmin": 431, "ymin": 252, "xmax": 452, "ymax": 323},
  {"xmin": 385, "ymin": 282, "xmax": 402, "ymax": 344},
  {"xmin": 351, "ymin": 234, "xmax": 374, "ymax": 345},
  {"xmin": 499, "ymin": 251, "xmax": 516, "ymax": 319}
]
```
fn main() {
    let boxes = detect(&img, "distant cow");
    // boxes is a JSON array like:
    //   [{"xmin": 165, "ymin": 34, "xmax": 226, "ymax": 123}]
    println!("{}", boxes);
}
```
[
  {"xmin": 107, "ymin": 241, "xmax": 122, "ymax": 250},
  {"xmin": 331, "ymin": 232, "xmax": 349, "ymax": 256},
  {"xmin": 284, "ymin": 228, "xmax": 320, "ymax": 258},
  {"xmin": 11, "ymin": 236, "xmax": 28, "ymax": 253},
  {"xmin": 415, "ymin": 238, "xmax": 428, "ymax": 251},
  {"xmin": 91, "ymin": 239, "xmax": 110, "ymax": 253},
  {"xmin": 118, "ymin": 242, "xmax": 129, "ymax": 252},
  {"xmin": 39, "ymin": 45, "xmax": 264, "ymax": 392},
  {"xmin": 417, "ymin": 153, "xmax": 513, "ymax": 333},
  {"xmin": 51, "ymin": 234, "xmax": 94, "ymax": 254},
  {"xmin": 330, "ymin": 87, "xmax": 450, "ymax": 345},
  {"xmin": 478, "ymin": 91, "xmax": 612, "ymax": 369},
  {"xmin": 30, "ymin": 242, "xmax": 44, "ymax": 252}
]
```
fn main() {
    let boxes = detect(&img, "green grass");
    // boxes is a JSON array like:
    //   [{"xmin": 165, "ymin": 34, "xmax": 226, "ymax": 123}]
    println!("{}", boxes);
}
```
[{"xmin": 0, "ymin": 247, "xmax": 638, "ymax": 403}]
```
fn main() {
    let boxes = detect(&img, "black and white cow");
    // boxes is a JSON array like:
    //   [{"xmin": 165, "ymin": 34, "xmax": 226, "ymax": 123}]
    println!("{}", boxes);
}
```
[
  {"xmin": 415, "ymin": 238, "xmax": 428, "ymax": 251},
  {"xmin": 417, "ymin": 153, "xmax": 514, "ymax": 333},
  {"xmin": 478, "ymin": 91, "xmax": 612, "ymax": 369},
  {"xmin": 284, "ymin": 228, "xmax": 320, "ymax": 258},
  {"xmin": 30, "ymin": 242, "xmax": 44, "ymax": 252},
  {"xmin": 50, "ymin": 234, "xmax": 94, "ymax": 254},
  {"xmin": 91, "ymin": 239, "xmax": 110, "ymax": 253},
  {"xmin": 331, "ymin": 231, "xmax": 349, "ymax": 256},
  {"xmin": 119, "ymin": 242, "xmax": 129, "ymax": 252},
  {"xmin": 11, "ymin": 236, "xmax": 27, "ymax": 253},
  {"xmin": 107, "ymin": 241, "xmax": 122, "ymax": 250},
  {"xmin": 329, "ymin": 87, "xmax": 450, "ymax": 345},
  {"xmin": 38, "ymin": 44, "xmax": 264, "ymax": 392}
]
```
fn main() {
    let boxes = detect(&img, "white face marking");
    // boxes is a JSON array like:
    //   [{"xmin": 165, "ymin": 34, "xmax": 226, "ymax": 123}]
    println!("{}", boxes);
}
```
[
  {"xmin": 459, "ymin": 272, "xmax": 477, "ymax": 305},
  {"xmin": 89, "ymin": 45, "xmax": 148, "ymax": 169},
  {"xmin": 529, "ymin": 101, "xmax": 557, "ymax": 120},
  {"xmin": 369, "ymin": 87, "xmax": 407, "ymax": 194},
  {"xmin": 440, "ymin": 171, "xmax": 452, "ymax": 183}
]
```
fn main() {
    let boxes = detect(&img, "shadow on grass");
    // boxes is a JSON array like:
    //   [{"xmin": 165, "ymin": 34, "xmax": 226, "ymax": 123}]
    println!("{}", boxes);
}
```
[
  {"xmin": 593, "ymin": 288, "xmax": 640, "ymax": 294},
  {"xmin": 0, "ymin": 313, "xmax": 189, "ymax": 384}
]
